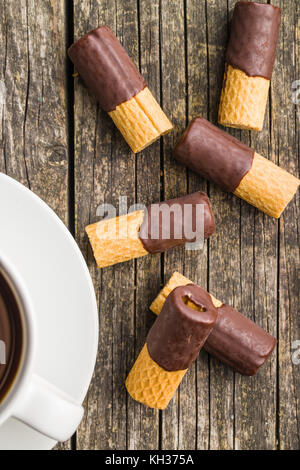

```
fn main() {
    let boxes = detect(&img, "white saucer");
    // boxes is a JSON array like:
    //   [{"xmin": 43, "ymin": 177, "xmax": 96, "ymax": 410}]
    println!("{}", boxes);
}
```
[{"xmin": 0, "ymin": 173, "xmax": 98, "ymax": 450}]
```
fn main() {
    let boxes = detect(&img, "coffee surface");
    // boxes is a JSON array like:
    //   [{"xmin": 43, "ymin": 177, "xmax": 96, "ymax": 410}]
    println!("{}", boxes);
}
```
[{"xmin": 0, "ymin": 272, "xmax": 23, "ymax": 403}]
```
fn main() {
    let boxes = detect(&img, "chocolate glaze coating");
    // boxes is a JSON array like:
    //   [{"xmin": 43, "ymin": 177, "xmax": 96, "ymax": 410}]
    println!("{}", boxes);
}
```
[
  {"xmin": 226, "ymin": 2, "xmax": 281, "ymax": 79},
  {"xmin": 204, "ymin": 304, "xmax": 277, "ymax": 376},
  {"xmin": 173, "ymin": 117, "xmax": 254, "ymax": 192},
  {"xmin": 68, "ymin": 26, "xmax": 146, "ymax": 112},
  {"xmin": 139, "ymin": 191, "xmax": 215, "ymax": 254},
  {"xmin": 147, "ymin": 285, "xmax": 218, "ymax": 371}
]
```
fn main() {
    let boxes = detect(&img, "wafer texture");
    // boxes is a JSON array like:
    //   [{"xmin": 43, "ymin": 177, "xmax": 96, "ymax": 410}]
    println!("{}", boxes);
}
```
[
  {"xmin": 85, "ymin": 210, "xmax": 148, "ymax": 268},
  {"xmin": 125, "ymin": 344, "xmax": 187, "ymax": 409},
  {"xmin": 126, "ymin": 273, "xmax": 221, "ymax": 409},
  {"xmin": 108, "ymin": 87, "xmax": 173, "ymax": 153},
  {"xmin": 234, "ymin": 153, "xmax": 300, "ymax": 218},
  {"xmin": 150, "ymin": 271, "xmax": 222, "ymax": 315},
  {"xmin": 218, "ymin": 65, "xmax": 270, "ymax": 131}
]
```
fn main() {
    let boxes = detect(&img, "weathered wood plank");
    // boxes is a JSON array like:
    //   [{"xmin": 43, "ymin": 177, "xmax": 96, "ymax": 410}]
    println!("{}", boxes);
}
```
[
  {"xmin": 0, "ymin": 0, "xmax": 69, "ymax": 450},
  {"xmin": 271, "ymin": 0, "xmax": 300, "ymax": 450},
  {"xmin": 230, "ymin": 0, "xmax": 278, "ymax": 450},
  {"xmin": 127, "ymin": 0, "xmax": 161, "ymax": 450},
  {"xmin": 234, "ymin": 122, "xmax": 278, "ymax": 449},
  {"xmin": 185, "ymin": 0, "xmax": 210, "ymax": 450},
  {"xmin": 205, "ymin": 0, "xmax": 236, "ymax": 450},
  {"xmin": 206, "ymin": 0, "xmax": 279, "ymax": 450},
  {"xmin": 73, "ymin": 0, "xmax": 139, "ymax": 450},
  {"xmin": 0, "ymin": 0, "xmax": 68, "ymax": 220},
  {"xmin": 159, "ymin": 0, "xmax": 189, "ymax": 450}
]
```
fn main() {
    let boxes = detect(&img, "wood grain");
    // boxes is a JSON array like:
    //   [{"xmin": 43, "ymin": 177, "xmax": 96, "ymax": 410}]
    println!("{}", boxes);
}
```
[
  {"xmin": 127, "ymin": 0, "xmax": 161, "ymax": 450},
  {"xmin": 185, "ymin": 0, "xmax": 210, "ymax": 450},
  {"xmin": 73, "ymin": 0, "xmax": 139, "ymax": 450},
  {"xmin": 271, "ymin": 0, "xmax": 300, "ymax": 450},
  {"xmin": 159, "ymin": 0, "xmax": 189, "ymax": 450},
  {"xmin": 229, "ymin": 0, "xmax": 278, "ymax": 451},
  {"xmin": 0, "ymin": 0, "xmax": 68, "ymax": 220},
  {"xmin": 206, "ymin": 0, "xmax": 236, "ymax": 450}
]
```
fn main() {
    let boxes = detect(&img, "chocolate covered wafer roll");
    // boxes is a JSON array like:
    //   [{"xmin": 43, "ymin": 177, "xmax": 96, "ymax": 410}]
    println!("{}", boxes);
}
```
[
  {"xmin": 139, "ymin": 191, "xmax": 215, "ymax": 253},
  {"xmin": 86, "ymin": 191, "xmax": 215, "ymax": 268},
  {"xmin": 219, "ymin": 2, "xmax": 281, "ymax": 131},
  {"xmin": 68, "ymin": 26, "xmax": 173, "ymax": 153},
  {"xmin": 126, "ymin": 284, "xmax": 218, "ymax": 409},
  {"xmin": 174, "ymin": 117, "xmax": 299, "ymax": 218},
  {"xmin": 204, "ymin": 304, "xmax": 277, "ymax": 376},
  {"xmin": 151, "ymin": 272, "xmax": 277, "ymax": 376},
  {"xmin": 85, "ymin": 210, "xmax": 148, "ymax": 268}
]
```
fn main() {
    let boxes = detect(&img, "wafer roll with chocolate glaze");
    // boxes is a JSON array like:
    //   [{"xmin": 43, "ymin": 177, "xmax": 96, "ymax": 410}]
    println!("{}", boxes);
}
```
[
  {"xmin": 151, "ymin": 272, "xmax": 277, "ymax": 376},
  {"xmin": 68, "ymin": 26, "xmax": 173, "ymax": 153},
  {"xmin": 126, "ymin": 284, "xmax": 218, "ymax": 409},
  {"xmin": 174, "ymin": 117, "xmax": 300, "ymax": 218},
  {"xmin": 219, "ymin": 2, "xmax": 281, "ymax": 131},
  {"xmin": 85, "ymin": 191, "xmax": 215, "ymax": 268},
  {"xmin": 85, "ymin": 210, "xmax": 148, "ymax": 268}
]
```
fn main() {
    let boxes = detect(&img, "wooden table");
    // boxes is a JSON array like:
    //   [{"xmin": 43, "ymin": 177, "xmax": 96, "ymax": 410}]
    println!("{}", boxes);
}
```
[{"xmin": 0, "ymin": 0, "xmax": 299, "ymax": 450}]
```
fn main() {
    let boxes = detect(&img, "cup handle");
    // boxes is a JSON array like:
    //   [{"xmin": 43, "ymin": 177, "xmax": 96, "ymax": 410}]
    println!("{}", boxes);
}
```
[{"xmin": 12, "ymin": 374, "xmax": 84, "ymax": 442}]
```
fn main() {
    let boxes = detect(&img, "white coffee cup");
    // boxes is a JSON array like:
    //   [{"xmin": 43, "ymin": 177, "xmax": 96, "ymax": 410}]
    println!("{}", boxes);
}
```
[{"xmin": 0, "ymin": 251, "xmax": 83, "ymax": 442}]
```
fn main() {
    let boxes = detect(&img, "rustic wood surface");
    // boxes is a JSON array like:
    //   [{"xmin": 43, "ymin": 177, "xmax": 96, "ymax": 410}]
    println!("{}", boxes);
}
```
[{"xmin": 0, "ymin": 0, "xmax": 299, "ymax": 450}]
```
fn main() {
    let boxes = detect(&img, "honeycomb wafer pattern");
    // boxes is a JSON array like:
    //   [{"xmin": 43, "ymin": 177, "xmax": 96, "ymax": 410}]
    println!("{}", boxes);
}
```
[
  {"xmin": 85, "ymin": 210, "xmax": 148, "ymax": 268},
  {"xmin": 125, "ymin": 344, "xmax": 187, "ymax": 409},
  {"xmin": 109, "ymin": 87, "xmax": 173, "ymax": 153},
  {"xmin": 150, "ymin": 271, "xmax": 222, "ymax": 315},
  {"xmin": 234, "ymin": 153, "xmax": 300, "ymax": 218},
  {"xmin": 218, "ymin": 65, "xmax": 270, "ymax": 131}
]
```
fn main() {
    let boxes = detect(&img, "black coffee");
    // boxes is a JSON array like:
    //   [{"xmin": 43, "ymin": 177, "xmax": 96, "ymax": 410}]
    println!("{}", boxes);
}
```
[{"xmin": 0, "ymin": 271, "xmax": 23, "ymax": 403}]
